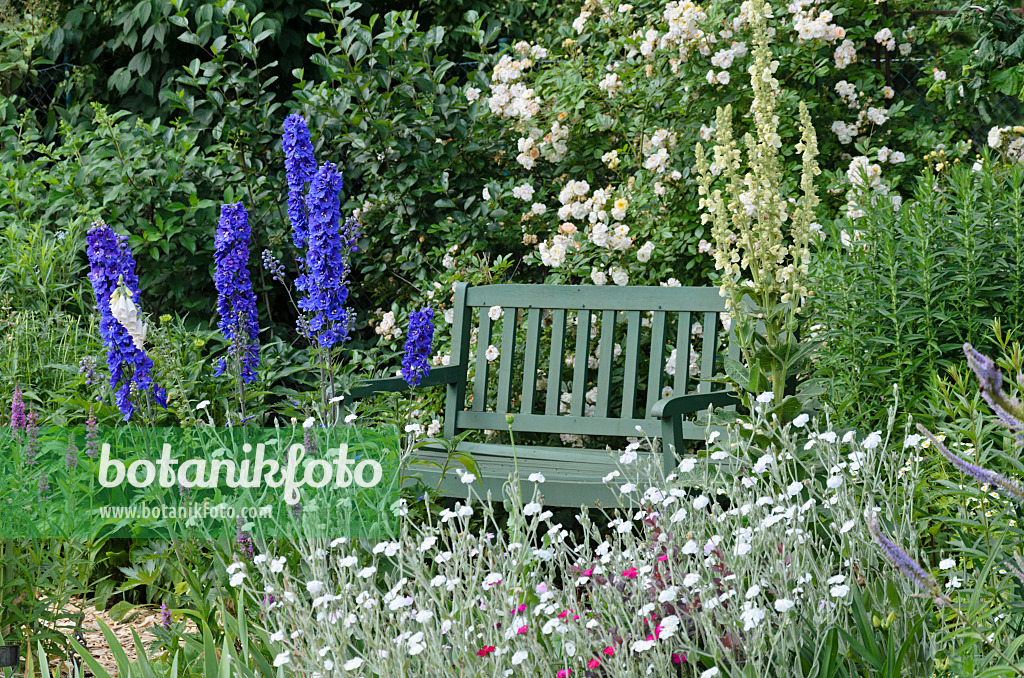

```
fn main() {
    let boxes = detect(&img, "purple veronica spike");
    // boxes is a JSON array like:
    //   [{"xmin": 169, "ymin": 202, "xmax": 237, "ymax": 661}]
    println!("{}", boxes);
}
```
[
  {"xmin": 236, "ymin": 516, "xmax": 255, "ymax": 561},
  {"xmin": 964, "ymin": 343, "xmax": 1002, "ymax": 393},
  {"xmin": 11, "ymin": 383, "xmax": 25, "ymax": 431},
  {"xmin": 214, "ymin": 203, "xmax": 261, "ymax": 383},
  {"xmin": 401, "ymin": 308, "xmax": 435, "ymax": 387},
  {"xmin": 919, "ymin": 423, "xmax": 1024, "ymax": 502},
  {"xmin": 282, "ymin": 114, "xmax": 318, "ymax": 249},
  {"xmin": 86, "ymin": 222, "xmax": 166, "ymax": 420},
  {"xmin": 295, "ymin": 162, "xmax": 351, "ymax": 349},
  {"xmin": 867, "ymin": 516, "xmax": 938, "ymax": 594},
  {"xmin": 160, "ymin": 603, "xmax": 172, "ymax": 630},
  {"xmin": 66, "ymin": 439, "xmax": 78, "ymax": 469},
  {"xmin": 85, "ymin": 406, "xmax": 100, "ymax": 458},
  {"xmin": 962, "ymin": 343, "xmax": 1023, "ymax": 436}
]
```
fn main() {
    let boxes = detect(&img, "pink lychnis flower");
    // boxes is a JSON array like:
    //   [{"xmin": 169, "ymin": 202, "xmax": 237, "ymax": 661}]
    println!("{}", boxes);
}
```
[
  {"xmin": 622, "ymin": 567, "xmax": 638, "ymax": 579},
  {"xmin": 556, "ymin": 670, "xmax": 572, "ymax": 678},
  {"xmin": 587, "ymin": 659, "xmax": 600, "ymax": 669},
  {"xmin": 517, "ymin": 625, "xmax": 529, "ymax": 635},
  {"xmin": 476, "ymin": 646, "xmax": 495, "ymax": 657}
]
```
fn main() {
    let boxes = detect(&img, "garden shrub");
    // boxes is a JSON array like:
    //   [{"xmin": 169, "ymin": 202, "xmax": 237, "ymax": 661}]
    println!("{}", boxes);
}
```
[{"xmin": 811, "ymin": 161, "xmax": 1024, "ymax": 428}]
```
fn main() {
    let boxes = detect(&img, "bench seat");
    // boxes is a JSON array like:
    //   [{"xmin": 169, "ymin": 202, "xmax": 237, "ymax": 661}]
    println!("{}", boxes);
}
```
[{"xmin": 351, "ymin": 283, "xmax": 740, "ymax": 506}]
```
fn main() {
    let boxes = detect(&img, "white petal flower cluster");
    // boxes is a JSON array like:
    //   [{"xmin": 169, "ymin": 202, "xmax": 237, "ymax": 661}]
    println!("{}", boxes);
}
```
[
  {"xmin": 833, "ymin": 38, "xmax": 856, "ymax": 69},
  {"xmin": 843, "ymin": 156, "xmax": 900, "ymax": 221},
  {"xmin": 374, "ymin": 311, "xmax": 402, "ymax": 341},
  {"xmin": 598, "ymin": 71, "xmax": 623, "ymax": 97},
  {"xmin": 643, "ymin": 129, "xmax": 677, "ymax": 173},
  {"xmin": 987, "ymin": 125, "xmax": 1024, "ymax": 163},
  {"xmin": 487, "ymin": 54, "xmax": 541, "ymax": 121},
  {"xmin": 658, "ymin": 1, "xmax": 710, "ymax": 62},
  {"xmin": 789, "ymin": 2, "xmax": 845, "ymax": 43},
  {"xmin": 874, "ymin": 27, "xmax": 896, "ymax": 51},
  {"xmin": 834, "ymin": 80, "xmax": 857, "ymax": 108},
  {"xmin": 830, "ymin": 120, "xmax": 860, "ymax": 145},
  {"xmin": 110, "ymin": 286, "xmax": 148, "ymax": 350}
]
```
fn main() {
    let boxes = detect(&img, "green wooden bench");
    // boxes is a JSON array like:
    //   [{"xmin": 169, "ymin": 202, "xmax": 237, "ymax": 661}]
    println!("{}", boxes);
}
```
[{"xmin": 350, "ymin": 283, "xmax": 739, "ymax": 506}]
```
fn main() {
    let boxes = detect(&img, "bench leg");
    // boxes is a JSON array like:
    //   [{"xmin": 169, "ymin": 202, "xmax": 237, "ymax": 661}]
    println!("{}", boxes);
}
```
[{"xmin": 660, "ymin": 415, "xmax": 682, "ymax": 476}]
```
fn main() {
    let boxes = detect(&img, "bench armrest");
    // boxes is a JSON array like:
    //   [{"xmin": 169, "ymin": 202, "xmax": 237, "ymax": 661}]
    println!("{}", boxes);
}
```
[
  {"xmin": 653, "ymin": 390, "xmax": 739, "ymax": 476},
  {"xmin": 347, "ymin": 365, "xmax": 464, "ymax": 399},
  {"xmin": 650, "ymin": 390, "xmax": 739, "ymax": 419}
]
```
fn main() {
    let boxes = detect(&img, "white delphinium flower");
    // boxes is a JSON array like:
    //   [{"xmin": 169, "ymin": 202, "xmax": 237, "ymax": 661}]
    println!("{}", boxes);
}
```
[{"xmin": 110, "ymin": 285, "xmax": 148, "ymax": 350}]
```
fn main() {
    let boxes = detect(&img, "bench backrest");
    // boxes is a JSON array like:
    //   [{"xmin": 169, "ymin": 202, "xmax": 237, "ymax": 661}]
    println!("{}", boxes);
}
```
[{"xmin": 444, "ymin": 283, "xmax": 735, "ymax": 441}]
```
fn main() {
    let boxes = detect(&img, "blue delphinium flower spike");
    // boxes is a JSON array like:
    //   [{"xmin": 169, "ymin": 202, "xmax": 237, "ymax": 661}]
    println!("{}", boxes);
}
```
[
  {"xmin": 86, "ymin": 221, "xmax": 166, "ymax": 420},
  {"xmin": 296, "ymin": 161, "xmax": 350, "ymax": 349},
  {"xmin": 282, "ymin": 114, "xmax": 318, "ymax": 249},
  {"xmin": 214, "ymin": 203, "xmax": 261, "ymax": 383},
  {"xmin": 402, "ymin": 308, "xmax": 435, "ymax": 387}
]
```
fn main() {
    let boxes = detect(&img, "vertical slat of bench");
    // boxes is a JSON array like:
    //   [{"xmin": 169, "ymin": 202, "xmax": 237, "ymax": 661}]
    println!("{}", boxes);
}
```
[
  {"xmin": 495, "ymin": 308, "xmax": 517, "ymax": 413},
  {"xmin": 570, "ymin": 311, "xmax": 591, "ymax": 417},
  {"xmin": 520, "ymin": 308, "xmax": 541, "ymax": 415},
  {"xmin": 472, "ymin": 312, "xmax": 493, "ymax": 411},
  {"xmin": 444, "ymin": 283, "xmax": 472, "ymax": 438},
  {"xmin": 674, "ymin": 312, "xmax": 691, "ymax": 394},
  {"xmin": 594, "ymin": 310, "xmax": 616, "ymax": 418},
  {"xmin": 620, "ymin": 310, "xmax": 642, "ymax": 419},
  {"xmin": 645, "ymin": 311, "xmax": 668, "ymax": 416},
  {"xmin": 699, "ymin": 311, "xmax": 718, "ymax": 394},
  {"xmin": 545, "ymin": 309, "xmax": 567, "ymax": 416}
]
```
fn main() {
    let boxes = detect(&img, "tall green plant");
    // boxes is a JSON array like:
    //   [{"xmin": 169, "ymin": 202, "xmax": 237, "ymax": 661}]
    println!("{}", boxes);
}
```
[
  {"xmin": 812, "ymin": 162, "xmax": 1024, "ymax": 427},
  {"xmin": 695, "ymin": 0, "xmax": 819, "ymax": 412}
]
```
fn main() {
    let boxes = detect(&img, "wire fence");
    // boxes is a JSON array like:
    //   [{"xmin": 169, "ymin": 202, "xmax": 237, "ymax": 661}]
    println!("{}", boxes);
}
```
[
  {"xmin": 882, "ymin": 57, "xmax": 1024, "ymax": 147},
  {"xmin": 11, "ymin": 61, "xmax": 75, "ymax": 113}
]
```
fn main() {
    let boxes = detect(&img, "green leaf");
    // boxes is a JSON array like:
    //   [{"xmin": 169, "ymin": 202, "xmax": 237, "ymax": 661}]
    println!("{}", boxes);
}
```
[
  {"xmin": 770, "ymin": 395, "xmax": 802, "ymax": 422},
  {"xmin": 108, "ymin": 67, "xmax": 132, "ymax": 93},
  {"xmin": 107, "ymin": 599, "xmax": 137, "ymax": 622},
  {"xmin": 723, "ymin": 356, "xmax": 749, "ymax": 390}
]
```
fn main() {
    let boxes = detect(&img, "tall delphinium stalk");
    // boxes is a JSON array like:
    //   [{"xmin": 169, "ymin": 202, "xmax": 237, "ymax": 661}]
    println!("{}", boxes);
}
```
[
  {"xmin": 213, "ymin": 202, "xmax": 261, "ymax": 420},
  {"xmin": 695, "ymin": 0, "xmax": 820, "ymax": 408},
  {"xmin": 283, "ymin": 113, "xmax": 318, "ymax": 249},
  {"xmin": 280, "ymin": 116, "xmax": 359, "ymax": 419},
  {"xmin": 294, "ymin": 161, "xmax": 354, "ymax": 416},
  {"xmin": 401, "ymin": 308, "xmax": 435, "ymax": 388},
  {"xmin": 398, "ymin": 307, "xmax": 436, "ymax": 464},
  {"xmin": 86, "ymin": 221, "xmax": 166, "ymax": 421}
]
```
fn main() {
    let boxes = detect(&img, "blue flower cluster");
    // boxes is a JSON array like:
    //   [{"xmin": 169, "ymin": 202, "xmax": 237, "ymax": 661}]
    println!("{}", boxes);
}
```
[
  {"xmin": 401, "ymin": 308, "xmax": 435, "ymax": 387},
  {"xmin": 282, "ymin": 114, "xmax": 317, "ymax": 249},
  {"xmin": 282, "ymin": 115, "xmax": 360, "ymax": 350},
  {"xmin": 214, "ymin": 203, "xmax": 261, "ymax": 383},
  {"xmin": 86, "ymin": 222, "xmax": 166, "ymax": 420},
  {"xmin": 295, "ymin": 161, "xmax": 351, "ymax": 349}
]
